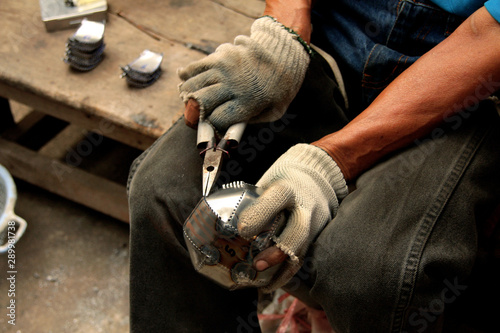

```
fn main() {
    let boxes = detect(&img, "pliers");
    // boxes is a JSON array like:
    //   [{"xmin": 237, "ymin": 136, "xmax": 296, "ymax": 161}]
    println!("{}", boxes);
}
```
[{"xmin": 197, "ymin": 120, "xmax": 247, "ymax": 196}]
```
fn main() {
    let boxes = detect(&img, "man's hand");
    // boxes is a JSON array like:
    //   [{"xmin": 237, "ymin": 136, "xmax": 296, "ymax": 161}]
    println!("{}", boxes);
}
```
[
  {"xmin": 238, "ymin": 144, "xmax": 348, "ymax": 291},
  {"xmin": 178, "ymin": 16, "xmax": 310, "ymax": 132}
]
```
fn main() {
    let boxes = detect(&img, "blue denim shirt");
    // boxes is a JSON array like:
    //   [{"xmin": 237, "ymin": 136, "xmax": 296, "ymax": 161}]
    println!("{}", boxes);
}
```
[{"xmin": 311, "ymin": 0, "xmax": 465, "ymax": 116}]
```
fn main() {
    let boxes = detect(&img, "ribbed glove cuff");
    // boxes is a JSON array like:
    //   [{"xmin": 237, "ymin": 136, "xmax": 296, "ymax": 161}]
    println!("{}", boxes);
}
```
[
  {"xmin": 252, "ymin": 16, "xmax": 313, "ymax": 56},
  {"xmin": 247, "ymin": 16, "xmax": 311, "ymax": 85},
  {"xmin": 272, "ymin": 144, "xmax": 348, "ymax": 199},
  {"xmin": 250, "ymin": 16, "xmax": 311, "ymax": 61}
]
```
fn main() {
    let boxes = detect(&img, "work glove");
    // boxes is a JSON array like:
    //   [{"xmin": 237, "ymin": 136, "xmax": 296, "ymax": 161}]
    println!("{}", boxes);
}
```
[
  {"xmin": 238, "ymin": 144, "xmax": 349, "ymax": 292},
  {"xmin": 178, "ymin": 16, "xmax": 311, "ymax": 132}
]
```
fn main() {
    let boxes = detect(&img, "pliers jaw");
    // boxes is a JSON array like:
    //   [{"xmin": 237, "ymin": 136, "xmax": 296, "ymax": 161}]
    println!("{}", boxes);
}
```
[
  {"xmin": 202, "ymin": 148, "xmax": 224, "ymax": 197},
  {"xmin": 198, "ymin": 120, "xmax": 247, "ymax": 196}
]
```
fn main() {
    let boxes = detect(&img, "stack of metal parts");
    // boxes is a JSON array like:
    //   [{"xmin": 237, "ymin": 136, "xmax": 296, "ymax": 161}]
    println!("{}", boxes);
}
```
[
  {"xmin": 121, "ymin": 50, "xmax": 163, "ymax": 88},
  {"xmin": 64, "ymin": 19, "xmax": 105, "ymax": 71}
]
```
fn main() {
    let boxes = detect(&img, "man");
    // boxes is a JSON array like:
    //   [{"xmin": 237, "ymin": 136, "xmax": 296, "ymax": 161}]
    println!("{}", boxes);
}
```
[{"xmin": 128, "ymin": 0, "xmax": 500, "ymax": 331}]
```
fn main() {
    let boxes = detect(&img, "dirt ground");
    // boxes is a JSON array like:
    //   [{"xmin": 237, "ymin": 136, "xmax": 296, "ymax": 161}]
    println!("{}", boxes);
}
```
[{"xmin": 0, "ymin": 180, "xmax": 130, "ymax": 333}]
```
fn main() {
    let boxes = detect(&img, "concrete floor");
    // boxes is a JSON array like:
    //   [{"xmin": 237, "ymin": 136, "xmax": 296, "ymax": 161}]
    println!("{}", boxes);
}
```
[{"xmin": 0, "ymin": 180, "xmax": 130, "ymax": 333}]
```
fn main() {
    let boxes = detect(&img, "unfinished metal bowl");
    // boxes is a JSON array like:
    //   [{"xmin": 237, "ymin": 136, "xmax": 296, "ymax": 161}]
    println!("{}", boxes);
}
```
[{"xmin": 183, "ymin": 181, "xmax": 284, "ymax": 290}]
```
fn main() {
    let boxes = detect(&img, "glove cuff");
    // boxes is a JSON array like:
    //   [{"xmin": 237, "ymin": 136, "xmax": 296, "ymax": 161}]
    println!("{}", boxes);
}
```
[
  {"xmin": 257, "ymin": 16, "xmax": 314, "ymax": 56},
  {"xmin": 249, "ymin": 16, "xmax": 311, "ymax": 71},
  {"xmin": 281, "ymin": 144, "xmax": 348, "ymax": 199}
]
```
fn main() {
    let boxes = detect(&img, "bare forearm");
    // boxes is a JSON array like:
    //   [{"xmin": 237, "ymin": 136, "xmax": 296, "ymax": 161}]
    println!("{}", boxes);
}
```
[
  {"xmin": 314, "ymin": 7, "xmax": 500, "ymax": 181},
  {"xmin": 263, "ymin": 0, "xmax": 313, "ymax": 43}
]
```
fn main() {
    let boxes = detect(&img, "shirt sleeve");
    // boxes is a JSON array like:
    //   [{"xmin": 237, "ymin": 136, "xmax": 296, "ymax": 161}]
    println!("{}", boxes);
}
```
[
  {"xmin": 485, "ymin": 0, "xmax": 500, "ymax": 23},
  {"xmin": 430, "ymin": 0, "xmax": 486, "ymax": 17}
]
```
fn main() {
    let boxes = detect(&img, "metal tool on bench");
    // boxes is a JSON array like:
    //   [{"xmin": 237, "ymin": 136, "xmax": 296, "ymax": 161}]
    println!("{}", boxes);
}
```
[
  {"xmin": 182, "ymin": 119, "xmax": 285, "ymax": 290},
  {"xmin": 121, "ymin": 50, "xmax": 163, "ymax": 88},
  {"xmin": 40, "ymin": 0, "xmax": 107, "ymax": 32}
]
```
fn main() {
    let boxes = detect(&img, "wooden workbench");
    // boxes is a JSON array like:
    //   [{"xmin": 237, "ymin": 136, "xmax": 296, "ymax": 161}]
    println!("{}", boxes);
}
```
[{"xmin": 0, "ymin": 0, "xmax": 265, "ymax": 222}]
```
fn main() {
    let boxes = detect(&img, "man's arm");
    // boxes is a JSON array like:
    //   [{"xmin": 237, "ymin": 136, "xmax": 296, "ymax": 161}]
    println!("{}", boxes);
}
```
[
  {"xmin": 251, "ymin": 5, "xmax": 500, "ymax": 272},
  {"xmin": 313, "ymin": 6, "xmax": 500, "ymax": 181},
  {"xmin": 262, "ymin": 0, "xmax": 313, "ymax": 43}
]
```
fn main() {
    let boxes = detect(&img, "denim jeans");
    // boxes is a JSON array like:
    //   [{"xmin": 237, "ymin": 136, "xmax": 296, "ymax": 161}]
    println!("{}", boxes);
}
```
[{"xmin": 128, "ymin": 1, "xmax": 500, "ymax": 332}]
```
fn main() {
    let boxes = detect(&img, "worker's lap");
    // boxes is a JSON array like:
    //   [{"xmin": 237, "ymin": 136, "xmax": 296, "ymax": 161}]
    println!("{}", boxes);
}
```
[{"xmin": 286, "ymin": 100, "xmax": 500, "ymax": 332}]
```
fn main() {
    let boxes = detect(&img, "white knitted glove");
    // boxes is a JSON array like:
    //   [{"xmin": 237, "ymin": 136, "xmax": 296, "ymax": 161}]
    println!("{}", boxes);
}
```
[
  {"xmin": 178, "ymin": 16, "xmax": 310, "ymax": 132},
  {"xmin": 238, "ymin": 144, "xmax": 348, "ymax": 291}
]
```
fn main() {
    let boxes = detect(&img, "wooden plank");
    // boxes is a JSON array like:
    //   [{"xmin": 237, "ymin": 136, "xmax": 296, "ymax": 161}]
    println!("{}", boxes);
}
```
[
  {"xmin": 38, "ymin": 124, "xmax": 142, "ymax": 185},
  {"xmin": 108, "ymin": 0, "xmax": 257, "ymax": 51},
  {"xmin": 38, "ymin": 124, "xmax": 88, "ymax": 160},
  {"xmin": 0, "ymin": 138, "xmax": 130, "ymax": 223},
  {"xmin": 12, "ymin": 115, "xmax": 68, "ymax": 151},
  {"xmin": 0, "ymin": 80, "xmax": 156, "ymax": 150},
  {"xmin": 0, "ymin": 1, "xmax": 204, "ymax": 146},
  {"xmin": 9, "ymin": 101, "xmax": 33, "ymax": 122},
  {"xmin": 212, "ymin": 0, "xmax": 265, "ymax": 18},
  {"xmin": 0, "ymin": 110, "xmax": 46, "ymax": 142}
]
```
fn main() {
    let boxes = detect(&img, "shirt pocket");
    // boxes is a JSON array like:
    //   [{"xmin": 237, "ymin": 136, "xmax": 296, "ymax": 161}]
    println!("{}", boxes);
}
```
[{"xmin": 360, "ymin": 0, "xmax": 464, "ymax": 108}]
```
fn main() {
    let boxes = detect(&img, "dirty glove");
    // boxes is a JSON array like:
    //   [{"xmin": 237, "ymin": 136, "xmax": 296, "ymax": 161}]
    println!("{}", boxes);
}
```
[
  {"xmin": 178, "ymin": 16, "xmax": 310, "ymax": 132},
  {"xmin": 238, "ymin": 144, "xmax": 348, "ymax": 292}
]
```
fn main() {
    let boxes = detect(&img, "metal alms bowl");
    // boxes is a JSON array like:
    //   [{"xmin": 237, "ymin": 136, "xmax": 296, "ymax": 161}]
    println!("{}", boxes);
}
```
[
  {"xmin": 0, "ymin": 164, "xmax": 27, "ymax": 253},
  {"xmin": 183, "ymin": 181, "xmax": 284, "ymax": 290}
]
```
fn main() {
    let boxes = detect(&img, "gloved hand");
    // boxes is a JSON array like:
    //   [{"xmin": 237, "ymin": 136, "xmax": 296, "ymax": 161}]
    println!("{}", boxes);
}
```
[
  {"xmin": 238, "ymin": 144, "xmax": 348, "ymax": 292},
  {"xmin": 178, "ymin": 16, "xmax": 311, "ymax": 132}
]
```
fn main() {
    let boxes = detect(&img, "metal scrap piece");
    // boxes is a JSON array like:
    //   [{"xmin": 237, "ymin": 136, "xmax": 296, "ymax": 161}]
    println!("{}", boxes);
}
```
[{"xmin": 121, "ymin": 50, "xmax": 163, "ymax": 88}]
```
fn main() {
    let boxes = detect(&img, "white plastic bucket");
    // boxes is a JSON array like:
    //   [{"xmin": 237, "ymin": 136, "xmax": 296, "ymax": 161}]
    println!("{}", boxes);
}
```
[{"xmin": 0, "ymin": 164, "xmax": 27, "ymax": 253}]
